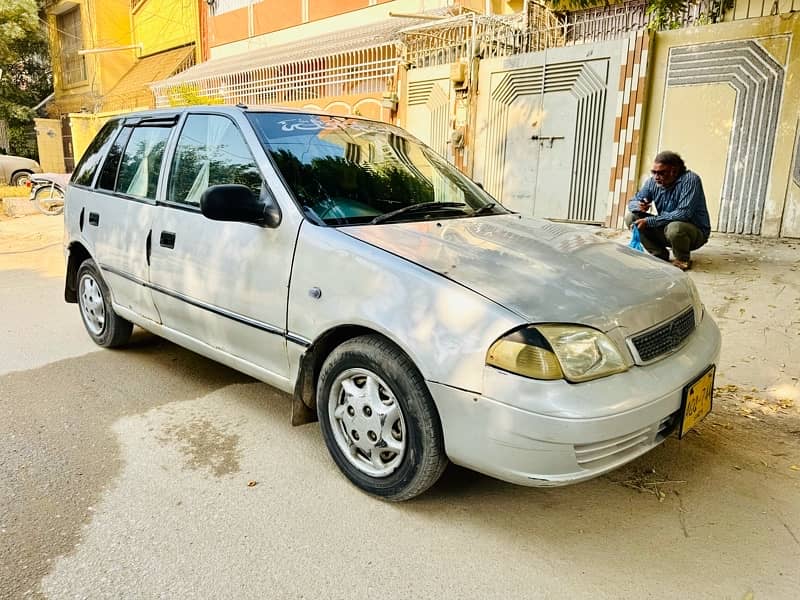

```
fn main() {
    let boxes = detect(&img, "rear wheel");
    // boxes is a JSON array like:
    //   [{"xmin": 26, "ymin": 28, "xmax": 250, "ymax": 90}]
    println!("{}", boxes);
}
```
[
  {"xmin": 33, "ymin": 186, "xmax": 64, "ymax": 216},
  {"xmin": 77, "ymin": 259, "xmax": 132, "ymax": 347},
  {"xmin": 317, "ymin": 335, "xmax": 448, "ymax": 501},
  {"xmin": 10, "ymin": 171, "xmax": 32, "ymax": 187}
]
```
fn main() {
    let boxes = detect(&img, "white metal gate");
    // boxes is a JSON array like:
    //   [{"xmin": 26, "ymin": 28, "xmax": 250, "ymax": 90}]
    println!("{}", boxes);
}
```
[
  {"xmin": 473, "ymin": 39, "xmax": 632, "ymax": 223},
  {"xmin": 404, "ymin": 65, "xmax": 453, "ymax": 162}
]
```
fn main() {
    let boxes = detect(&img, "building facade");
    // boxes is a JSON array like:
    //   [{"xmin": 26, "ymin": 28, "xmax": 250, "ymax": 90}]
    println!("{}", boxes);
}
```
[
  {"xmin": 40, "ymin": 0, "xmax": 203, "ymax": 170},
  {"xmin": 152, "ymin": 1, "xmax": 522, "ymax": 120}
]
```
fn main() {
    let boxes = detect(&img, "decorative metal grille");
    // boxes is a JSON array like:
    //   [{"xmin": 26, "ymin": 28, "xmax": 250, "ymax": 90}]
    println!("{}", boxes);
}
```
[
  {"xmin": 153, "ymin": 45, "xmax": 397, "ymax": 107},
  {"xmin": 630, "ymin": 308, "xmax": 696, "ymax": 363},
  {"xmin": 402, "ymin": 0, "xmax": 800, "ymax": 69},
  {"xmin": 152, "ymin": 0, "xmax": 799, "ymax": 108}
]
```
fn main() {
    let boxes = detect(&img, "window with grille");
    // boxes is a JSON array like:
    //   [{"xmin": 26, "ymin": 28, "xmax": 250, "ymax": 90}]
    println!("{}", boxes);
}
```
[
  {"xmin": 210, "ymin": 0, "xmax": 261, "ymax": 16},
  {"xmin": 57, "ymin": 7, "xmax": 86, "ymax": 86}
]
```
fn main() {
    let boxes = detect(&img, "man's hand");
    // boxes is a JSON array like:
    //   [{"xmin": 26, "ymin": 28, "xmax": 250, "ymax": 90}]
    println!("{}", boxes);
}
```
[
  {"xmin": 637, "ymin": 200, "xmax": 652, "ymax": 212},
  {"xmin": 634, "ymin": 218, "xmax": 648, "ymax": 230}
]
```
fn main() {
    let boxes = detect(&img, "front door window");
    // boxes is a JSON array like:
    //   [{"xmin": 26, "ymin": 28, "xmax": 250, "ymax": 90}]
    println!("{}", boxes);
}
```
[{"xmin": 168, "ymin": 115, "xmax": 263, "ymax": 207}]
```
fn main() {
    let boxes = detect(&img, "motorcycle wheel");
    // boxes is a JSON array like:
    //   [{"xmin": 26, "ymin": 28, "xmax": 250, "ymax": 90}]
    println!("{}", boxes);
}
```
[{"xmin": 33, "ymin": 186, "xmax": 65, "ymax": 216}]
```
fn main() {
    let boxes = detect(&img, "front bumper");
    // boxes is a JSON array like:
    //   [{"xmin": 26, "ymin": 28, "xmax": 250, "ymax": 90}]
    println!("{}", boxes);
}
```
[{"xmin": 428, "ymin": 314, "xmax": 721, "ymax": 487}]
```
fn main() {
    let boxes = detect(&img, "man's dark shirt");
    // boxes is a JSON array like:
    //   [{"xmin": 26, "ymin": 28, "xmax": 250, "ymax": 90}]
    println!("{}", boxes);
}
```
[{"xmin": 628, "ymin": 170, "xmax": 711, "ymax": 238}]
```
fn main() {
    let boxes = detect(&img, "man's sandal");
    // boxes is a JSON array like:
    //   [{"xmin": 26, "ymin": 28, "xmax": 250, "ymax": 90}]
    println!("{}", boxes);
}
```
[{"xmin": 671, "ymin": 259, "xmax": 691, "ymax": 271}]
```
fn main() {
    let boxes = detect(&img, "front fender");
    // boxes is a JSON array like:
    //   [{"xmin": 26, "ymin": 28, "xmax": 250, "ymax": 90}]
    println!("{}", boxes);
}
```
[{"xmin": 286, "ymin": 225, "xmax": 520, "ymax": 394}]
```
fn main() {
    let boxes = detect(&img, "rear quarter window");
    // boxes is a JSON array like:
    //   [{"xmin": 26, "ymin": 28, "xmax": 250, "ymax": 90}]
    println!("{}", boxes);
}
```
[{"xmin": 71, "ymin": 121, "xmax": 120, "ymax": 187}]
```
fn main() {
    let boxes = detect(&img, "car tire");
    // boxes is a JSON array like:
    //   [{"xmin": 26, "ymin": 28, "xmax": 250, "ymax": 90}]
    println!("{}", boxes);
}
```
[
  {"xmin": 317, "ymin": 335, "xmax": 448, "ymax": 501},
  {"xmin": 11, "ymin": 171, "xmax": 32, "ymax": 187},
  {"xmin": 77, "ymin": 259, "xmax": 133, "ymax": 348}
]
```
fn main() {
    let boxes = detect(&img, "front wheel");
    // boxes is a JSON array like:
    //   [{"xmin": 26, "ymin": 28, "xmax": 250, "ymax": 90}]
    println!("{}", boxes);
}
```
[
  {"xmin": 77, "ymin": 259, "xmax": 132, "ymax": 347},
  {"xmin": 317, "ymin": 335, "xmax": 448, "ymax": 501},
  {"xmin": 10, "ymin": 171, "xmax": 32, "ymax": 187},
  {"xmin": 33, "ymin": 186, "xmax": 64, "ymax": 216}
]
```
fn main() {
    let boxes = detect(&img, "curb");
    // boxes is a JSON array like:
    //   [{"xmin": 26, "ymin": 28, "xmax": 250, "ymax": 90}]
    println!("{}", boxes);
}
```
[{"xmin": 1, "ymin": 197, "xmax": 37, "ymax": 217}]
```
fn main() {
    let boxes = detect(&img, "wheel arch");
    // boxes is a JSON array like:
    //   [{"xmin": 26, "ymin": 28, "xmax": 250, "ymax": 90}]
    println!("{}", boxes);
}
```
[
  {"xmin": 291, "ymin": 324, "xmax": 428, "ymax": 427},
  {"xmin": 65, "ymin": 241, "xmax": 91, "ymax": 303},
  {"xmin": 10, "ymin": 169, "xmax": 33, "ymax": 184}
]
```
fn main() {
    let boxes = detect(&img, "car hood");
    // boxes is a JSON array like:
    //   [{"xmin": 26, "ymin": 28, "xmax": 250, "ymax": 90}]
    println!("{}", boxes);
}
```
[{"xmin": 343, "ymin": 215, "xmax": 693, "ymax": 334}]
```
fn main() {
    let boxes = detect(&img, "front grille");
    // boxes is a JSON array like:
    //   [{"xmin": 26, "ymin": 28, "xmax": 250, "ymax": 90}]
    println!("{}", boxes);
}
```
[{"xmin": 631, "ymin": 308, "xmax": 695, "ymax": 363}]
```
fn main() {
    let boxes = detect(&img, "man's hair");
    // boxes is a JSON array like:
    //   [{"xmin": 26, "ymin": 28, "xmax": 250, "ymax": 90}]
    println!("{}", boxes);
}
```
[{"xmin": 654, "ymin": 151, "xmax": 686, "ymax": 173}]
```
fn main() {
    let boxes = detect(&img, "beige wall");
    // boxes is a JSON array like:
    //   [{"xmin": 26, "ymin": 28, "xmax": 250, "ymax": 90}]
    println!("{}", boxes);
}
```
[
  {"xmin": 284, "ymin": 93, "xmax": 389, "ymax": 122},
  {"xmin": 34, "ymin": 119, "xmax": 67, "ymax": 173},
  {"xmin": 91, "ymin": 0, "xmax": 136, "ymax": 96},
  {"xmin": 658, "ymin": 84, "xmax": 736, "ymax": 230},
  {"xmin": 640, "ymin": 13, "xmax": 800, "ymax": 237},
  {"xmin": 210, "ymin": 0, "xmax": 450, "ymax": 59},
  {"xmin": 69, "ymin": 111, "xmax": 126, "ymax": 163},
  {"xmin": 50, "ymin": 0, "xmax": 136, "ymax": 114},
  {"xmin": 133, "ymin": 0, "xmax": 199, "ymax": 58}
]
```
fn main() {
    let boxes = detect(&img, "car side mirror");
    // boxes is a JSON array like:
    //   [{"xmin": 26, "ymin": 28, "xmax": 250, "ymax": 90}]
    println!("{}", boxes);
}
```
[{"xmin": 200, "ymin": 184, "xmax": 281, "ymax": 228}]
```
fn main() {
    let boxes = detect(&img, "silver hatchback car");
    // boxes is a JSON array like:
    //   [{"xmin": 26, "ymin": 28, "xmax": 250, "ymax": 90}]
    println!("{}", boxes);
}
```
[{"xmin": 63, "ymin": 106, "xmax": 720, "ymax": 500}]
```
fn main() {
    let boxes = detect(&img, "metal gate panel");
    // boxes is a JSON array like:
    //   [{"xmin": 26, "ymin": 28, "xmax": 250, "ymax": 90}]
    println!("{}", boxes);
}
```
[
  {"xmin": 665, "ymin": 40, "xmax": 785, "ymax": 235},
  {"xmin": 404, "ymin": 65, "xmax": 452, "ymax": 162},
  {"xmin": 474, "ymin": 40, "xmax": 630, "ymax": 223}
]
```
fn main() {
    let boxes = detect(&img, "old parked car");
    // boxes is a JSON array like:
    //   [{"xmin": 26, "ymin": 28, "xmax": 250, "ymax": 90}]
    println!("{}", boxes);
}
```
[
  {"xmin": 0, "ymin": 152, "xmax": 41, "ymax": 186},
  {"xmin": 63, "ymin": 106, "xmax": 720, "ymax": 501}
]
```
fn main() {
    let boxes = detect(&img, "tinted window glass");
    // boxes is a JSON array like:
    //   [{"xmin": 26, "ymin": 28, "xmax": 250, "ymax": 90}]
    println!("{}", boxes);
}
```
[
  {"xmin": 246, "ymin": 113, "xmax": 504, "ymax": 226},
  {"xmin": 96, "ymin": 127, "xmax": 131, "ymax": 191},
  {"xmin": 115, "ymin": 125, "xmax": 172, "ymax": 200},
  {"xmin": 71, "ymin": 120, "xmax": 119, "ymax": 187},
  {"xmin": 168, "ymin": 115, "xmax": 263, "ymax": 207}
]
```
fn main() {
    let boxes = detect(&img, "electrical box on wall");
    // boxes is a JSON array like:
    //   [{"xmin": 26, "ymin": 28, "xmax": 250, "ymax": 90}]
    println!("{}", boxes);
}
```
[{"xmin": 450, "ymin": 62, "xmax": 467, "ymax": 86}]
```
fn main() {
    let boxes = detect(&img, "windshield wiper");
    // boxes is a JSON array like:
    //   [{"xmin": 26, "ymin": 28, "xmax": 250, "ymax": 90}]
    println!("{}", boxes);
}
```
[
  {"xmin": 370, "ymin": 202, "xmax": 467, "ymax": 225},
  {"xmin": 471, "ymin": 202, "xmax": 497, "ymax": 216}
]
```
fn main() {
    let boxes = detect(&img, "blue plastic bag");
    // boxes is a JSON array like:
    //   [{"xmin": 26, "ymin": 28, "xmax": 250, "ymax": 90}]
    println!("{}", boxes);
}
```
[{"xmin": 629, "ymin": 225, "xmax": 645, "ymax": 252}]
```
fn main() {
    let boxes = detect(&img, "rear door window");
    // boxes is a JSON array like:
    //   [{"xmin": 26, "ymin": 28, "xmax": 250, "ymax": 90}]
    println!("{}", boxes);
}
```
[
  {"xmin": 168, "ymin": 114, "xmax": 263, "ymax": 207},
  {"xmin": 115, "ymin": 125, "xmax": 172, "ymax": 201}
]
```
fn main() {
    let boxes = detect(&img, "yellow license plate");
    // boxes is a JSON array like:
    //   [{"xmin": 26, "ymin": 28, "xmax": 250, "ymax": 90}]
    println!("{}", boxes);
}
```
[{"xmin": 680, "ymin": 365, "xmax": 715, "ymax": 438}]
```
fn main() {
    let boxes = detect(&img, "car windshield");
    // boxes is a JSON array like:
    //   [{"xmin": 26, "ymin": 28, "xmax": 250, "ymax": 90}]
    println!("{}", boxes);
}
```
[{"xmin": 246, "ymin": 112, "xmax": 507, "ymax": 226}]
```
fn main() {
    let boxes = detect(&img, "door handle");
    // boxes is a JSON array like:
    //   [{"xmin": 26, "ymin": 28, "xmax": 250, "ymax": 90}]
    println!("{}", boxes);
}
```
[
  {"xmin": 145, "ymin": 230, "xmax": 152, "ymax": 265},
  {"xmin": 530, "ymin": 135, "xmax": 565, "ymax": 148},
  {"xmin": 88, "ymin": 212, "xmax": 99, "ymax": 226},
  {"xmin": 159, "ymin": 231, "xmax": 176, "ymax": 249}
]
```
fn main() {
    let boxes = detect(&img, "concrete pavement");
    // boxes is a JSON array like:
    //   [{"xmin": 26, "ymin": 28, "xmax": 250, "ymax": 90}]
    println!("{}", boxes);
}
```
[{"xmin": 1, "ymin": 214, "xmax": 799, "ymax": 599}]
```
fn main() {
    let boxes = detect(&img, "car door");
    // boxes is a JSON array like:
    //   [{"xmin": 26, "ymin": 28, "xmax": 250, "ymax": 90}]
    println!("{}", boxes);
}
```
[
  {"xmin": 71, "ymin": 117, "xmax": 176, "ymax": 323},
  {"xmin": 148, "ymin": 112, "xmax": 301, "ymax": 379}
]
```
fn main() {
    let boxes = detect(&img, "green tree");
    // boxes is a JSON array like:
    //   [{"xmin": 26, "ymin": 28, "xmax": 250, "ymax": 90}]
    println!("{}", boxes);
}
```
[
  {"xmin": 0, "ymin": 0, "xmax": 52, "ymax": 158},
  {"xmin": 544, "ymin": 0, "xmax": 725, "ymax": 31}
]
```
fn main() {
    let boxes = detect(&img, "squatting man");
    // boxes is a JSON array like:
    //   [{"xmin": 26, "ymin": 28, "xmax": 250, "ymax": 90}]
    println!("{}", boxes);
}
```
[{"xmin": 625, "ymin": 151, "xmax": 712, "ymax": 271}]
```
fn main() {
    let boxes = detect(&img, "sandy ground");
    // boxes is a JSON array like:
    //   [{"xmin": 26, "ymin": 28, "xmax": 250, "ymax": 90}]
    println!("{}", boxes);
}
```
[{"xmin": 1, "ymin": 214, "xmax": 799, "ymax": 599}]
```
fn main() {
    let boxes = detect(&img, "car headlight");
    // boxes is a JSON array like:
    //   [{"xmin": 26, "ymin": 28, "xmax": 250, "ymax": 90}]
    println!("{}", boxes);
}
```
[
  {"xmin": 487, "ymin": 325, "xmax": 628, "ymax": 383},
  {"xmin": 685, "ymin": 277, "xmax": 705, "ymax": 325}
]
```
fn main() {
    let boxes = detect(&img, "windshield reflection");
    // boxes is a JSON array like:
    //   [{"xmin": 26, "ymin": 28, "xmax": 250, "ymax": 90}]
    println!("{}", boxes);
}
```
[{"xmin": 247, "ymin": 113, "xmax": 506, "ymax": 226}]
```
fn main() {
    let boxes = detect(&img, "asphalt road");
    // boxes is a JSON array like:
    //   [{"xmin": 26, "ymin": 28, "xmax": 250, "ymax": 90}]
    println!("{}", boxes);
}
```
[{"xmin": 1, "ymin": 215, "xmax": 799, "ymax": 599}]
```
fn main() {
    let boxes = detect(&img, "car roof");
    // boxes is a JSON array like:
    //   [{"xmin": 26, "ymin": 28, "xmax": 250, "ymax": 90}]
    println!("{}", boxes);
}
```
[{"xmin": 116, "ymin": 104, "xmax": 382, "ymax": 124}]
